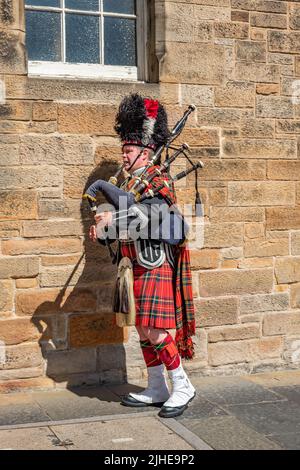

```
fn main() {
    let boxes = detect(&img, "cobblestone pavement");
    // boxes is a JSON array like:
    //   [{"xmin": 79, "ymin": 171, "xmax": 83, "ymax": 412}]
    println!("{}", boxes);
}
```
[{"xmin": 1, "ymin": 370, "xmax": 300, "ymax": 450}]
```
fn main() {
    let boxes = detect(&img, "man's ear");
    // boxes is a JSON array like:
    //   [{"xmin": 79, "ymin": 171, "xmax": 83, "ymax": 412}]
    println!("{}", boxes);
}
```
[{"xmin": 143, "ymin": 148, "xmax": 150, "ymax": 161}]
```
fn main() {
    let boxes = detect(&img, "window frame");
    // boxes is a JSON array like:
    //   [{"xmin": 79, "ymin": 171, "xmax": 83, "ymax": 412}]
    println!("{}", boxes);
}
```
[{"xmin": 25, "ymin": 0, "xmax": 148, "ymax": 81}]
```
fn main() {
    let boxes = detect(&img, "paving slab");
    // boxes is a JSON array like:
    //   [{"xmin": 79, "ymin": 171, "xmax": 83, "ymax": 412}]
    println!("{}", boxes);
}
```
[
  {"xmin": 270, "ymin": 386, "xmax": 300, "ymax": 406},
  {"xmin": 176, "ymin": 394, "xmax": 228, "ymax": 420},
  {"xmin": 193, "ymin": 377, "xmax": 284, "ymax": 406},
  {"xmin": 1, "ymin": 371, "xmax": 300, "ymax": 450},
  {"xmin": 0, "ymin": 427, "xmax": 63, "ymax": 450},
  {"xmin": 104, "ymin": 383, "xmax": 146, "ymax": 397},
  {"xmin": 67, "ymin": 385, "xmax": 122, "ymax": 400},
  {"xmin": 225, "ymin": 401, "xmax": 300, "ymax": 435},
  {"xmin": 265, "ymin": 432, "xmax": 300, "ymax": 450},
  {"xmin": 242, "ymin": 370, "xmax": 300, "ymax": 388},
  {"xmin": 31, "ymin": 387, "xmax": 158, "ymax": 421},
  {"xmin": 50, "ymin": 416, "xmax": 194, "ymax": 450},
  {"xmin": 179, "ymin": 416, "xmax": 281, "ymax": 450},
  {"xmin": 0, "ymin": 402, "xmax": 50, "ymax": 426},
  {"xmin": 0, "ymin": 393, "xmax": 37, "ymax": 406},
  {"xmin": 159, "ymin": 418, "xmax": 212, "ymax": 450}
]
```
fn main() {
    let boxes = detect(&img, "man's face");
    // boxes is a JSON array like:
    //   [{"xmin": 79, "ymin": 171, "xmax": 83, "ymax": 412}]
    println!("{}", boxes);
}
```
[{"xmin": 122, "ymin": 145, "xmax": 149, "ymax": 174}]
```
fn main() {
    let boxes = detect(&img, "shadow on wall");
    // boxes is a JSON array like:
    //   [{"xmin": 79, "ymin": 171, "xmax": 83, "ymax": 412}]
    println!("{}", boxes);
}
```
[{"xmin": 30, "ymin": 160, "xmax": 130, "ymax": 392}]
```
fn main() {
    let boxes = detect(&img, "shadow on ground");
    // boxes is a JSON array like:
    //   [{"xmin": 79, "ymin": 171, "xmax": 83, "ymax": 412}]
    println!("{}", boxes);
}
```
[{"xmin": 29, "ymin": 160, "xmax": 136, "ymax": 407}]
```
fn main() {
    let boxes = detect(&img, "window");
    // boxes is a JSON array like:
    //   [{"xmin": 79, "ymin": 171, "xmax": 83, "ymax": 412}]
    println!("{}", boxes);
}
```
[{"xmin": 25, "ymin": 0, "xmax": 148, "ymax": 80}]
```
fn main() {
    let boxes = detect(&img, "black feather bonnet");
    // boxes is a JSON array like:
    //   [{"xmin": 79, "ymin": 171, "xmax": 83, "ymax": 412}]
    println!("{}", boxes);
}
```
[{"xmin": 114, "ymin": 93, "xmax": 170, "ymax": 150}]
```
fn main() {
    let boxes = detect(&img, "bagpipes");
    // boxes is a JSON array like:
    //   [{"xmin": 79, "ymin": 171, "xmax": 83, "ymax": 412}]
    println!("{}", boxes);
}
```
[
  {"xmin": 82, "ymin": 103, "xmax": 205, "ymax": 264},
  {"xmin": 83, "ymin": 104, "xmax": 204, "ymax": 216}
]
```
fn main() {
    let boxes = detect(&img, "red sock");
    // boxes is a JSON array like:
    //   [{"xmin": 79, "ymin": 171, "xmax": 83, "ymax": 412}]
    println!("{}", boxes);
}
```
[
  {"xmin": 153, "ymin": 333, "xmax": 181, "ymax": 370},
  {"xmin": 140, "ymin": 340, "xmax": 162, "ymax": 368}
]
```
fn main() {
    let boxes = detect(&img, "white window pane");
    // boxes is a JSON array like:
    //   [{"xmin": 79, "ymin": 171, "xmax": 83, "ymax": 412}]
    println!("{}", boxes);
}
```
[
  {"xmin": 103, "ymin": 0, "xmax": 135, "ymax": 15},
  {"xmin": 26, "ymin": 10, "xmax": 61, "ymax": 61},
  {"xmin": 104, "ymin": 17, "xmax": 136, "ymax": 66},
  {"xmin": 25, "ymin": 0, "xmax": 61, "ymax": 6},
  {"xmin": 66, "ymin": 14, "xmax": 100, "ymax": 64},
  {"xmin": 65, "ymin": 0, "xmax": 99, "ymax": 11}
]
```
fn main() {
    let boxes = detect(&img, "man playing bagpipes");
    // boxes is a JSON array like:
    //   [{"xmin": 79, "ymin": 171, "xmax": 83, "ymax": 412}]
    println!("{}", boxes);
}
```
[{"xmin": 84, "ymin": 94, "xmax": 196, "ymax": 418}]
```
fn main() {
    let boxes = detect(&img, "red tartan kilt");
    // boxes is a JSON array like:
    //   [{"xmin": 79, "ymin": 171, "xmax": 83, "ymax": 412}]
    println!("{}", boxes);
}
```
[{"xmin": 120, "ymin": 243, "xmax": 176, "ymax": 329}]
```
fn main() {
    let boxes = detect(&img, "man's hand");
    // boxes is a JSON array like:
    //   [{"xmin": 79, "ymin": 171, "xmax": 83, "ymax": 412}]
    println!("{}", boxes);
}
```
[
  {"xmin": 94, "ymin": 211, "xmax": 113, "ymax": 228},
  {"xmin": 89, "ymin": 212, "xmax": 113, "ymax": 242},
  {"xmin": 89, "ymin": 224, "xmax": 97, "ymax": 242}
]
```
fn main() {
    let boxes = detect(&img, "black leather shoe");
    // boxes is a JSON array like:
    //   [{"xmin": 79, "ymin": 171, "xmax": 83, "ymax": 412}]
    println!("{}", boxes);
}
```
[
  {"xmin": 121, "ymin": 394, "xmax": 165, "ymax": 408},
  {"xmin": 158, "ymin": 393, "xmax": 196, "ymax": 418}
]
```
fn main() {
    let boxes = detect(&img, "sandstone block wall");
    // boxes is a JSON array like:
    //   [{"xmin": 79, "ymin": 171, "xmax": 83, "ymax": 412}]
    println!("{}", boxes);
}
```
[{"xmin": 1, "ymin": 0, "xmax": 300, "ymax": 392}]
